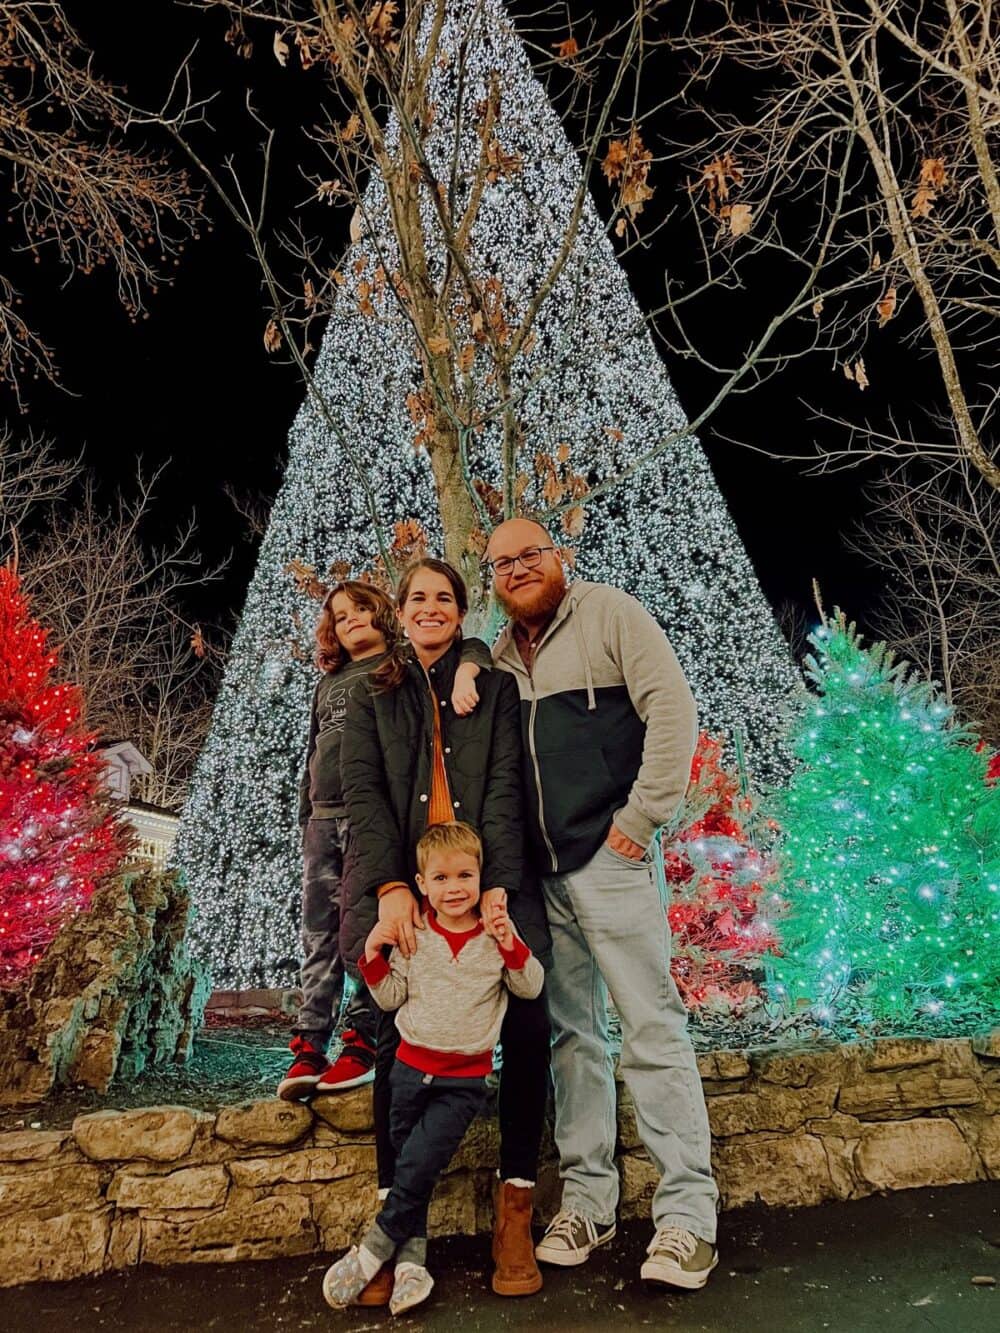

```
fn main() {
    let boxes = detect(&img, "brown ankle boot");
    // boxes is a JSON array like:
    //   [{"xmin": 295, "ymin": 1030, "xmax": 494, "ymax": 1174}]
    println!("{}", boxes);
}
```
[
  {"xmin": 491, "ymin": 1175, "xmax": 505, "ymax": 1264},
  {"xmin": 492, "ymin": 1182, "xmax": 543, "ymax": 1297},
  {"xmin": 356, "ymin": 1264, "xmax": 393, "ymax": 1306}
]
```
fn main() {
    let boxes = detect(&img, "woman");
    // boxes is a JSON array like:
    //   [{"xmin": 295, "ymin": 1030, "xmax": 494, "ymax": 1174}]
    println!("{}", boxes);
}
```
[{"xmin": 340, "ymin": 557, "xmax": 552, "ymax": 1302}]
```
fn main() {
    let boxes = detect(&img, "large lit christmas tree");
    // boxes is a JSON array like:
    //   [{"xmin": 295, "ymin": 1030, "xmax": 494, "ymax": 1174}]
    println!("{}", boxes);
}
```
[
  {"xmin": 177, "ymin": 0, "xmax": 800, "ymax": 986},
  {"xmin": 769, "ymin": 614, "xmax": 1000, "ymax": 1027},
  {"xmin": 664, "ymin": 733, "xmax": 783, "ymax": 1014},
  {"xmin": 0, "ymin": 568, "xmax": 130, "ymax": 986}
]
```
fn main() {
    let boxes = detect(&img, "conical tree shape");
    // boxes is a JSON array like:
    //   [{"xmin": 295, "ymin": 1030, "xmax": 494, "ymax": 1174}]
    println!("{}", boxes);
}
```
[
  {"xmin": 769, "ymin": 614, "xmax": 1000, "ymax": 1026},
  {"xmin": 177, "ymin": 0, "xmax": 800, "ymax": 986},
  {"xmin": 0, "ymin": 567, "xmax": 130, "ymax": 986},
  {"xmin": 664, "ymin": 733, "xmax": 783, "ymax": 1014}
]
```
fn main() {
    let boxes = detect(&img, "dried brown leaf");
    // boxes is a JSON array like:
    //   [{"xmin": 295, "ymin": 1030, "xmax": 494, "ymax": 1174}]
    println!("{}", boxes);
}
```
[
  {"xmin": 427, "ymin": 333, "xmax": 451, "ymax": 356},
  {"xmin": 317, "ymin": 180, "xmax": 343, "ymax": 205},
  {"xmin": 696, "ymin": 154, "xmax": 743, "ymax": 207},
  {"xmin": 486, "ymin": 140, "xmax": 523, "ymax": 183},
  {"xmin": 602, "ymin": 139, "xmax": 630, "ymax": 184},
  {"xmin": 553, "ymin": 37, "xmax": 579, "ymax": 60},
  {"xmin": 273, "ymin": 31, "xmax": 290, "ymax": 66},
  {"xmin": 876, "ymin": 286, "xmax": 897, "ymax": 327},
  {"xmin": 467, "ymin": 528, "xmax": 489, "ymax": 558},
  {"xmin": 562, "ymin": 506, "xmax": 586, "ymax": 538},
  {"xmin": 920, "ymin": 157, "xmax": 948, "ymax": 188},
  {"xmin": 728, "ymin": 202, "xmax": 753, "ymax": 237},
  {"xmin": 263, "ymin": 318, "xmax": 282, "ymax": 353},
  {"xmin": 473, "ymin": 478, "xmax": 503, "ymax": 519},
  {"xmin": 543, "ymin": 474, "xmax": 565, "ymax": 506}
]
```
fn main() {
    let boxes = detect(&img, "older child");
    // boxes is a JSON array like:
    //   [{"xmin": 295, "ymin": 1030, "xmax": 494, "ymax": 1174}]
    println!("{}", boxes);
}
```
[
  {"xmin": 322, "ymin": 822, "xmax": 543, "ymax": 1316},
  {"xmin": 278, "ymin": 583, "xmax": 485, "ymax": 1100}
]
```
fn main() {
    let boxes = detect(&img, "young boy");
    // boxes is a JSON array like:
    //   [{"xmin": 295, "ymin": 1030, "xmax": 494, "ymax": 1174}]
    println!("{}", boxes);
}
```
[{"xmin": 322, "ymin": 822, "xmax": 544, "ymax": 1316}]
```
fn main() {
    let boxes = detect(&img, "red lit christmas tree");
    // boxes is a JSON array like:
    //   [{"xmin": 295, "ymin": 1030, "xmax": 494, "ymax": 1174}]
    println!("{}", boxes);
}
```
[
  {"xmin": 664, "ymin": 732, "xmax": 783, "ymax": 1014},
  {"xmin": 0, "ymin": 567, "xmax": 130, "ymax": 986}
]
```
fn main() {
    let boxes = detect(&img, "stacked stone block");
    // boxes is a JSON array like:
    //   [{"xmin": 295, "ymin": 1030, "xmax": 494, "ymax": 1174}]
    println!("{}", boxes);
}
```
[{"xmin": 2, "ymin": 1034, "xmax": 998, "ymax": 1288}]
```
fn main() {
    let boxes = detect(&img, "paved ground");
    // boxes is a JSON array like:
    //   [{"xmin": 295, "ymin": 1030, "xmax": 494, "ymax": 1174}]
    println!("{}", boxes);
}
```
[{"xmin": 2, "ymin": 1183, "xmax": 997, "ymax": 1332}]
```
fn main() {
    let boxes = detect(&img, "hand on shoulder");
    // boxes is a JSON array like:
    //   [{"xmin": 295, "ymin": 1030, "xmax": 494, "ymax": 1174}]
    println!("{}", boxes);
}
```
[{"xmin": 451, "ymin": 660, "xmax": 481, "ymax": 716}]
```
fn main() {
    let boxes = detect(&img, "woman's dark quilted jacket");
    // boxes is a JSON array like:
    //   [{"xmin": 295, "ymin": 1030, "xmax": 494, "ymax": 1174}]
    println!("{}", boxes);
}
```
[{"xmin": 338, "ymin": 639, "xmax": 551, "ymax": 973}]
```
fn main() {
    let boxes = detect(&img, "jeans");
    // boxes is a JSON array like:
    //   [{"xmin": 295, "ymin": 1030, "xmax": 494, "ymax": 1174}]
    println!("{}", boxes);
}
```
[
  {"xmin": 375, "ymin": 1061, "xmax": 487, "ymax": 1245},
  {"xmin": 373, "ymin": 990, "xmax": 551, "ymax": 1190},
  {"xmin": 543, "ymin": 841, "xmax": 718, "ymax": 1242},
  {"xmin": 295, "ymin": 817, "xmax": 376, "ymax": 1050}
]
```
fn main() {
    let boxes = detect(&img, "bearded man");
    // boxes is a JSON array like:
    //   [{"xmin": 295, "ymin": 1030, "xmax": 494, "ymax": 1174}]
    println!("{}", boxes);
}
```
[{"xmin": 484, "ymin": 517, "xmax": 719, "ymax": 1291}]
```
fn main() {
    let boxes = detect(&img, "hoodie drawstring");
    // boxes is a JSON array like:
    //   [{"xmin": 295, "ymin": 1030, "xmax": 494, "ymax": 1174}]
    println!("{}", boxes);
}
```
[{"xmin": 571, "ymin": 598, "xmax": 597, "ymax": 712}]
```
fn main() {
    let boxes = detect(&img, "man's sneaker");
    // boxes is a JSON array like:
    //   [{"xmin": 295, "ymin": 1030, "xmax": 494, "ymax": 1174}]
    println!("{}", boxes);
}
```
[
  {"xmin": 315, "ymin": 1029, "xmax": 376, "ymax": 1093},
  {"xmin": 640, "ymin": 1226, "xmax": 718, "ymax": 1290},
  {"xmin": 389, "ymin": 1262, "xmax": 434, "ymax": 1315},
  {"xmin": 277, "ymin": 1035, "xmax": 327, "ymax": 1101},
  {"xmin": 534, "ymin": 1210, "xmax": 616, "ymax": 1267}
]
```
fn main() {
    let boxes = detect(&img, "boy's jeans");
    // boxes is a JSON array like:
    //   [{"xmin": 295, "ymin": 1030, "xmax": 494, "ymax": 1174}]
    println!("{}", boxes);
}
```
[
  {"xmin": 542, "ymin": 841, "xmax": 719, "ymax": 1243},
  {"xmin": 375, "ymin": 1062, "xmax": 488, "ymax": 1245},
  {"xmin": 295, "ymin": 816, "xmax": 376, "ymax": 1049}
]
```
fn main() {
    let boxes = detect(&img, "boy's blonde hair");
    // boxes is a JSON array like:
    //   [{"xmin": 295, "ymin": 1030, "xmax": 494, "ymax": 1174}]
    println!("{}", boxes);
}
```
[{"xmin": 415, "ymin": 821, "xmax": 483, "ymax": 874}]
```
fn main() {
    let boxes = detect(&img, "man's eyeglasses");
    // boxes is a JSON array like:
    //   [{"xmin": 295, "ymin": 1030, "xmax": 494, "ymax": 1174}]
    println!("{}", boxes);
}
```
[{"xmin": 485, "ymin": 546, "xmax": 556, "ymax": 578}]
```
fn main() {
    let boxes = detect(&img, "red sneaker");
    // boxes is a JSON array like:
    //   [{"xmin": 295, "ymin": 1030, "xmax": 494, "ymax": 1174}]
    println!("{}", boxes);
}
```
[
  {"xmin": 315, "ymin": 1029, "xmax": 376, "ymax": 1093},
  {"xmin": 277, "ymin": 1035, "xmax": 329, "ymax": 1101}
]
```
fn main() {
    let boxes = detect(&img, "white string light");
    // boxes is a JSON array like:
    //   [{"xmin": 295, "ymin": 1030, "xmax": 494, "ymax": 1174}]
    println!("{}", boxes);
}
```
[{"xmin": 175, "ymin": 0, "xmax": 800, "ymax": 986}]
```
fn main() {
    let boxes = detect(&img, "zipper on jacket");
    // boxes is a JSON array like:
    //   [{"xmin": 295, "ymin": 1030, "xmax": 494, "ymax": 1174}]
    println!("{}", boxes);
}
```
[{"xmin": 524, "ymin": 655, "xmax": 559, "ymax": 874}]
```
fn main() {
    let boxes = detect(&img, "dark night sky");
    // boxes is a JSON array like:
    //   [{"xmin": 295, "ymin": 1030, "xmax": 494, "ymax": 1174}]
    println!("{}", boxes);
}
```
[{"xmin": 11, "ymin": 2, "xmax": 886, "ymax": 641}]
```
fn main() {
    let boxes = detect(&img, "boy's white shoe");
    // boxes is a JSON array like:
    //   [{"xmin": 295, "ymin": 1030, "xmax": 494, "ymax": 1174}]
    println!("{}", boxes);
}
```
[
  {"xmin": 534, "ymin": 1210, "xmax": 616, "ymax": 1266},
  {"xmin": 640, "ymin": 1226, "xmax": 718, "ymax": 1289},
  {"xmin": 389, "ymin": 1262, "xmax": 434, "ymax": 1315}
]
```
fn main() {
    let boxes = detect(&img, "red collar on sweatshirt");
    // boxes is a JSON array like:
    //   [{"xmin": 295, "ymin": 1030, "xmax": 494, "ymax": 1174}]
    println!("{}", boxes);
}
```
[{"xmin": 426, "ymin": 908, "xmax": 484, "ymax": 959}]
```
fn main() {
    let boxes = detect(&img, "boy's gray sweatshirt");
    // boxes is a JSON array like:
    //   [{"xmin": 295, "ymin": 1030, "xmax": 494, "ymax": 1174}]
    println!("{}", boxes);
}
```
[
  {"xmin": 492, "ymin": 580, "xmax": 698, "ymax": 873},
  {"xmin": 358, "ymin": 912, "xmax": 543, "ymax": 1077}
]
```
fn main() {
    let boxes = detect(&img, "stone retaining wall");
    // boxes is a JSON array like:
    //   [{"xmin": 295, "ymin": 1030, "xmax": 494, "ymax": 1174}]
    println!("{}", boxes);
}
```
[{"xmin": 2, "ymin": 1034, "xmax": 998, "ymax": 1287}]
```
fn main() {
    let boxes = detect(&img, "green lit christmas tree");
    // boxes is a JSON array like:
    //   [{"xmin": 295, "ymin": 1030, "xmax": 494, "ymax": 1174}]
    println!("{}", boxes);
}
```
[{"xmin": 769, "ymin": 613, "xmax": 1000, "ymax": 1027}]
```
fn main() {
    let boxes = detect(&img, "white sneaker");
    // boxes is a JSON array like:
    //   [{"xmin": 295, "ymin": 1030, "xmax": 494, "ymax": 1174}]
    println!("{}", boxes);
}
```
[
  {"xmin": 640, "ymin": 1226, "xmax": 718, "ymax": 1290},
  {"xmin": 534, "ymin": 1210, "xmax": 616, "ymax": 1267},
  {"xmin": 389, "ymin": 1262, "xmax": 434, "ymax": 1315}
]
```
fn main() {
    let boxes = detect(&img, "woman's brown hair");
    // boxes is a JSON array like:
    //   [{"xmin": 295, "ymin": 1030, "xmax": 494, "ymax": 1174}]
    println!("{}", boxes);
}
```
[
  {"xmin": 315, "ymin": 580, "xmax": 398, "ymax": 674},
  {"xmin": 372, "ymin": 556, "xmax": 469, "ymax": 692}
]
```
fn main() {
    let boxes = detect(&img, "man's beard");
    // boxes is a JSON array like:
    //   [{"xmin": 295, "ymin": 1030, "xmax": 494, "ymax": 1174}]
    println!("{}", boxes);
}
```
[{"xmin": 496, "ymin": 571, "xmax": 567, "ymax": 622}]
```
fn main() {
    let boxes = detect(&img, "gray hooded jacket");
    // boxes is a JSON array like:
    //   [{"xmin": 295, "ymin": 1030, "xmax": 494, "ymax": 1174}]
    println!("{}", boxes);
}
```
[{"xmin": 492, "ymin": 581, "xmax": 697, "ymax": 874}]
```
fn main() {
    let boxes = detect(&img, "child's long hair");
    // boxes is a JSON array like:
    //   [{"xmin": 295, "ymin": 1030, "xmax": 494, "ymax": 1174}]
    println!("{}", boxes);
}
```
[
  {"xmin": 315, "ymin": 580, "xmax": 398, "ymax": 674},
  {"xmin": 372, "ymin": 557, "xmax": 468, "ymax": 692}
]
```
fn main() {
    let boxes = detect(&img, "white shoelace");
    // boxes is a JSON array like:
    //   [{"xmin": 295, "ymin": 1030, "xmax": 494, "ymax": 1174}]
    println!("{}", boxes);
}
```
[
  {"xmin": 649, "ymin": 1226, "xmax": 697, "ymax": 1262},
  {"xmin": 545, "ymin": 1210, "xmax": 592, "ymax": 1246}
]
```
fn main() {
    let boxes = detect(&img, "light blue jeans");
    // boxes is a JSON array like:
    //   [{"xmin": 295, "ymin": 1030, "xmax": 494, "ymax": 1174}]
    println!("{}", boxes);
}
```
[{"xmin": 542, "ymin": 841, "xmax": 718, "ymax": 1243}]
